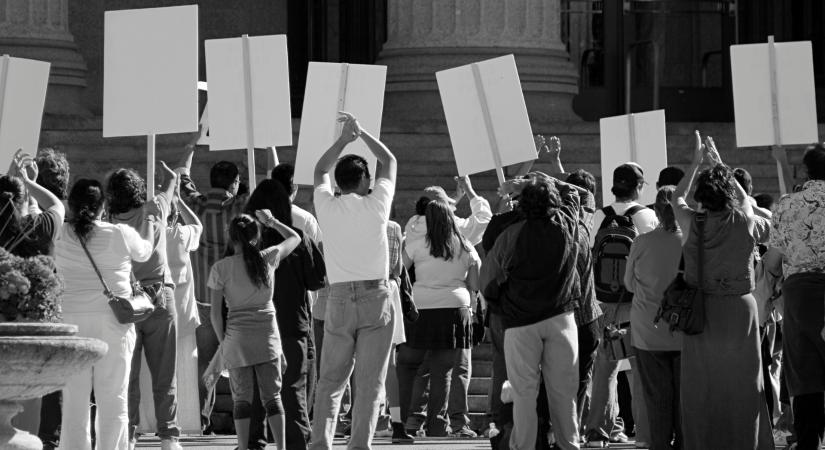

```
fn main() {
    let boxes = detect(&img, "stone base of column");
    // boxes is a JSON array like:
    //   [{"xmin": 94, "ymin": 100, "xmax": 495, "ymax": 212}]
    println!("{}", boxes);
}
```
[
  {"xmin": 377, "ymin": 46, "xmax": 580, "ymax": 128},
  {"xmin": 0, "ymin": 37, "xmax": 90, "ymax": 117}
]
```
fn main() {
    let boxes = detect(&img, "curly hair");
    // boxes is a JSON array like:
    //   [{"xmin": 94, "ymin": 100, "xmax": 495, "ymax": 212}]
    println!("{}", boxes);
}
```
[
  {"xmin": 35, "ymin": 148, "xmax": 70, "ymax": 200},
  {"xmin": 518, "ymin": 178, "xmax": 560, "ymax": 219},
  {"xmin": 693, "ymin": 164, "xmax": 736, "ymax": 212},
  {"xmin": 106, "ymin": 169, "xmax": 146, "ymax": 215},
  {"xmin": 565, "ymin": 169, "xmax": 596, "ymax": 195},
  {"xmin": 803, "ymin": 143, "xmax": 825, "ymax": 181}
]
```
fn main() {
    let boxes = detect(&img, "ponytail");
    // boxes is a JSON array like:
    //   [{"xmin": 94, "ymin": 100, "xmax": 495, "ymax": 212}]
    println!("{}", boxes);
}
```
[
  {"xmin": 229, "ymin": 215, "xmax": 270, "ymax": 288},
  {"xmin": 68, "ymin": 179, "xmax": 104, "ymax": 241}
]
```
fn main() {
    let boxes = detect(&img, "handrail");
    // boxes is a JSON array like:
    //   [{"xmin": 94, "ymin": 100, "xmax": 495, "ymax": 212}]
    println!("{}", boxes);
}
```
[
  {"xmin": 625, "ymin": 40, "xmax": 659, "ymax": 114},
  {"xmin": 701, "ymin": 50, "xmax": 723, "ymax": 87}
]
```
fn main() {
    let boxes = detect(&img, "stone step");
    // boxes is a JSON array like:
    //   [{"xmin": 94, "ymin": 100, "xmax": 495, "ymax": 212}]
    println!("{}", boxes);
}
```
[
  {"xmin": 468, "ymin": 394, "xmax": 488, "ymax": 414},
  {"xmin": 469, "ymin": 377, "xmax": 491, "ymax": 396},
  {"xmin": 471, "ymin": 359, "xmax": 492, "ymax": 378}
]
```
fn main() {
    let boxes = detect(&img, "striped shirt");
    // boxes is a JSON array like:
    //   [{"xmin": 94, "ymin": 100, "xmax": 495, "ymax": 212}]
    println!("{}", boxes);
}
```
[
  {"xmin": 387, "ymin": 220, "xmax": 403, "ymax": 280},
  {"xmin": 179, "ymin": 171, "xmax": 247, "ymax": 302}
]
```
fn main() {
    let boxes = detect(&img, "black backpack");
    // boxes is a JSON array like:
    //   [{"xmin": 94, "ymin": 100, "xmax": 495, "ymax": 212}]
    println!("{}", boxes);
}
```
[{"xmin": 592, "ymin": 205, "xmax": 645, "ymax": 303}]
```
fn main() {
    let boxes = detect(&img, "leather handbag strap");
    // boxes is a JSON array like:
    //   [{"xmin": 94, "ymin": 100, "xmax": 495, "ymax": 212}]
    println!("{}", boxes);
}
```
[
  {"xmin": 696, "ymin": 212, "xmax": 706, "ymax": 291},
  {"xmin": 78, "ymin": 236, "xmax": 113, "ymax": 298}
]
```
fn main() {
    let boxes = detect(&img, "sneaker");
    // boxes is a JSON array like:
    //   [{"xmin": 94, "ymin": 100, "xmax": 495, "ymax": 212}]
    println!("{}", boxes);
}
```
[
  {"xmin": 160, "ymin": 438, "xmax": 183, "ymax": 450},
  {"xmin": 450, "ymin": 425, "xmax": 478, "ymax": 438},
  {"xmin": 375, "ymin": 427, "xmax": 393, "ymax": 437},
  {"xmin": 392, "ymin": 422, "xmax": 415, "ymax": 444},
  {"xmin": 583, "ymin": 430, "xmax": 609, "ymax": 448},
  {"xmin": 609, "ymin": 432, "xmax": 629, "ymax": 444}
]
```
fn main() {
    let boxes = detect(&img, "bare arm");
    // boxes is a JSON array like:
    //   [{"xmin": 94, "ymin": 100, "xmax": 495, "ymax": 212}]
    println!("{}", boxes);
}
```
[
  {"xmin": 314, "ymin": 113, "xmax": 359, "ymax": 187},
  {"xmin": 11, "ymin": 154, "xmax": 64, "ymax": 223},
  {"xmin": 176, "ymin": 186, "xmax": 201, "ymax": 229},
  {"xmin": 209, "ymin": 288, "xmax": 225, "ymax": 343},
  {"xmin": 158, "ymin": 161, "xmax": 179, "ymax": 201},
  {"xmin": 672, "ymin": 131, "xmax": 704, "ymax": 237},
  {"xmin": 255, "ymin": 210, "xmax": 301, "ymax": 265},
  {"xmin": 360, "ymin": 128, "xmax": 397, "ymax": 184}
]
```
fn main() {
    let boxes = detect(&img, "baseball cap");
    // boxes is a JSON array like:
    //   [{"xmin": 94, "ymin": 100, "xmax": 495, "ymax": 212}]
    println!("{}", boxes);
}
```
[{"xmin": 613, "ymin": 163, "xmax": 645, "ymax": 190}]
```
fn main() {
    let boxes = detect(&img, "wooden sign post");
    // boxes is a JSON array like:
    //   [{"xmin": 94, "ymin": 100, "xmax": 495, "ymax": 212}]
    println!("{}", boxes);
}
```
[
  {"xmin": 103, "ymin": 5, "xmax": 199, "ymax": 200},
  {"xmin": 767, "ymin": 36, "xmax": 786, "ymax": 195},
  {"xmin": 294, "ymin": 62, "xmax": 387, "ymax": 186},
  {"xmin": 436, "ymin": 55, "xmax": 536, "ymax": 186}
]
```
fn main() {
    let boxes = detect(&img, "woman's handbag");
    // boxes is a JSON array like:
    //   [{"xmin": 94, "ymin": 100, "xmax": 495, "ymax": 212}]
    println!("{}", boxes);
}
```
[
  {"xmin": 655, "ymin": 213, "xmax": 706, "ymax": 335},
  {"xmin": 79, "ymin": 237, "xmax": 155, "ymax": 324}
]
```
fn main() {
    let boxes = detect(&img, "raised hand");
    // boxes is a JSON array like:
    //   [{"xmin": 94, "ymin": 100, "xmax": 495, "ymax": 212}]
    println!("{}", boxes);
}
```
[
  {"xmin": 704, "ymin": 136, "xmax": 722, "ymax": 166},
  {"xmin": 534, "ymin": 134, "xmax": 546, "ymax": 153},
  {"xmin": 337, "ymin": 111, "xmax": 362, "ymax": 144},
  {"xmin": 12, "ymin": 151, "xmax": 37, "ymax": 183},
  {"xmin": 547, "ymin": 136, "xmax": 561, "ymax": 160},
  {"xmin": 692, "ymin": 130, "xmax": 705, "ymax": 165},
  {"xmin": 255, "ymin": 209, "xmax": 278, "ymax": 226}
]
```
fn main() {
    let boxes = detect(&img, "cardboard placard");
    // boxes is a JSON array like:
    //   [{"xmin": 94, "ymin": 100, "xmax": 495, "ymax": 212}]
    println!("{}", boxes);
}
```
[
  {"xmin": 730, "ymin": 40, "xmax": 818, "ymax": 148},
  {"xmin": 294, "ymin": 62, "xmax": 386, "ymax": 186},
  {"xmin": 599, "ymin": 110, "xmax": 668, "ymax": 206},
  {"xmin": 103, "ymin": 5, "xmax": 199, "ymax": 137},
  {"xmin": 204, "ymin": 34, "xmax": 292, "ymax": 150},
  {"xmin": 0, "ymin": 56, "xmax": 50, "ymax": 173},
  {"xmin": 436, "ymin": 54, "xmax": 536, "ymax": 183}
]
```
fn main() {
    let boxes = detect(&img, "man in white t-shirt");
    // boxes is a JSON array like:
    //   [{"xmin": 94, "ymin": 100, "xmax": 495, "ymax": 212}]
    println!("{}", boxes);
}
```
[
  {"xmin": 584, "ymin": 162, "xmax": 657, "ymax": 447},
  {"xmin": 309, "ymin": 112, "xmax": 397, "ymax": 450}
]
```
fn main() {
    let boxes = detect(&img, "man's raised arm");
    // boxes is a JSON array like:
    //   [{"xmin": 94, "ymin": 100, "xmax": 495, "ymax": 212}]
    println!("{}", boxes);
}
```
[{"xmin": 314, "ymin": 112, "xmax": 361, "ymax": 187}]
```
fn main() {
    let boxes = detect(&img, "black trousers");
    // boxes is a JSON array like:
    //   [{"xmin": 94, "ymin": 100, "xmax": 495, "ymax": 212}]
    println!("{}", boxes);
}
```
[
  {"xmin": 793, "ymin": 392, "xmax": 825, "ymax": 450},
  {"xmin": 577, "ymin": 319, "xmax": 601, "ymax": 423},
  {"xmin": 38, "ymin": 391, "xmax": 61, "ymax": 447}
]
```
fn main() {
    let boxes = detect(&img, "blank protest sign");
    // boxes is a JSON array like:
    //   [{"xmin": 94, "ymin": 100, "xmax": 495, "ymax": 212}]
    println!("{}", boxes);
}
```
[
  {"xmin": 204, "ymin": 35, "xmax": 292, "ymax": 150},
  {"xmin": 0, "ymin": 56, "xmax": 50, "ymax": 172},
  {"xmin": 436, "ymin": 55, "xmax": 536, "ymax": 178},
  {"xmin": 103, "ymin": 5, "xmax": 198, "ymax": 137},
  {"xmin": 294, "ymin": 62, "xmax": 386, "ymax": 186},
  {"xmin": 599, "ymin": 110, "xmax": 668, "ymax": 206},
  {"xmin": 731, "ymin": 41, "xmax": 818, "ymax": 147}
]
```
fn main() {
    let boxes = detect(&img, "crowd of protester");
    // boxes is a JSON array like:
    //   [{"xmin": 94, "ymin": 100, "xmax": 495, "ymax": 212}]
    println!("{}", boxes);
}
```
[{"xmin": 2, "ymin": 114, "xmax": 825, "ymax": 450}]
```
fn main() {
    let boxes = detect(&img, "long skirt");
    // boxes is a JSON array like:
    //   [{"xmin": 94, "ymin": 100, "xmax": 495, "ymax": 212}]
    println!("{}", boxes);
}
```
[{"xmin": 680, "ymin": 292, "xmax": 774, "ymax": 450}]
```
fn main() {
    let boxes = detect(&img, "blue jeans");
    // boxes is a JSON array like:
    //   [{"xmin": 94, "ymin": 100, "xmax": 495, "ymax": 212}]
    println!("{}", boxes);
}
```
[{"xmin": 309, "ymin": 280, "xmax": 395, "ymax": 450}]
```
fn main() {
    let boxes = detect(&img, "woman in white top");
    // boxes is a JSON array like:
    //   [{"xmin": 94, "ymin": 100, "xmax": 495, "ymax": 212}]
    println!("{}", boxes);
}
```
[
  {"xmin": 398, "ymin": 200, "xmax": 480, "ymax": 436},
  {"xmin": 55, "ymin": 179, "xmax": 153, "ymax": 450}
]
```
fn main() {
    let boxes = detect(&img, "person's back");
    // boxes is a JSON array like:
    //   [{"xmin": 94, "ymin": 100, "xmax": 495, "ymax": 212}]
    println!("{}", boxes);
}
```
[
  {"xmin": 683, "ymin": 208, "xmax": 755, "ymax": 295},
  {"xmin": 110, "ymin": 193, "xmax": 172, "ymax": 287},
  {"xmin": 406, "ymin": 234, "xmax": 477, "ymax": 309}
]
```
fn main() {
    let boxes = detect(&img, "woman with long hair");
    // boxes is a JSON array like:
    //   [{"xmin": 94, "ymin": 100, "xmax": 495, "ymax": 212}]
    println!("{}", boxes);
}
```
[
  {"xmin": 55, "ymin": 178, "xmax": 153, "ymax": 449},
  {"xmin": 0, "ymin": 151, "xmax": 65, "ymax": 256},
  {"xmin": 624, "ymin": 185, "xmax": 684, "ymax": 450},
  {"xmin": 670, "ymin": 132, "xmax": 774, "ymax": 450},
  {"xmin": 398, "ymin": 200, "xmax": 480, "ymax": 437},
  {"xmin": 208, "ymin": 212, "xmax": 300, "ymax": 450},
  {"xmin": 242, "ymin": 179, "xmax": 325, "ymax": 450}
]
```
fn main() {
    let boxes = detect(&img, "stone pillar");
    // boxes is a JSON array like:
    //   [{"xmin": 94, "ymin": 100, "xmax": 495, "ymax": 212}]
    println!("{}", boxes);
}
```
[
  {"xmin": 0, "ymin": 0, "xmax": 89, "ymax": 116},
  {"xmin": 376, "ymin": 0, "xmax": 580, "ymax": 126}
]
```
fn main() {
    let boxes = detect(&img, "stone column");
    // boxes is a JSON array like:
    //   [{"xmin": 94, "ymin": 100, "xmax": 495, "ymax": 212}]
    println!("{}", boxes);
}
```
[
  {"xmin": 376, "ymin": 0, "xmax": 580, "ymax": 126},
  {"xmin": 0, "ymin": 0, "xmax": 89, "ymax": 116}
]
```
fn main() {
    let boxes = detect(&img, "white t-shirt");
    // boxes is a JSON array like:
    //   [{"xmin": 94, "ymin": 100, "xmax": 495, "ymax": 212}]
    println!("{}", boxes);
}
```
[
  {"xmin": 314, "ymin": 178, "xmax": 394, "ymax": 284},
  {"xmin": 589, "ymin": 201, "xmax": 659, "ymax": 247},
  {"xmin": 56, "ymin": 221, "xmax": 152, "ymax": 314},
  {"xmin": 292, "ymin": 204, "xmax": 322, "ymax": 243},
  {"xmin": 405, "ymin": 236, "xmax": 480, "ymax": 309}
]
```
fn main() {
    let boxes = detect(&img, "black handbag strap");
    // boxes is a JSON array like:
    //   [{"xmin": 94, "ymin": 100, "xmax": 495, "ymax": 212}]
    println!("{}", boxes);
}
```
[
  {"xmin": 696, "ymin": 212, "xmax": 706, "ymax": 291},
  {"xmin": 77, "ymin": 236, "xmax": 114, "ymax": 298}
]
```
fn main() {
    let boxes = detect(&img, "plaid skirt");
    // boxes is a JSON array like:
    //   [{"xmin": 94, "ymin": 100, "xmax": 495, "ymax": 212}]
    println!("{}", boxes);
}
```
[{"xmin": 405, "ymin": 306, "xmax": 472, "ymax": 350}]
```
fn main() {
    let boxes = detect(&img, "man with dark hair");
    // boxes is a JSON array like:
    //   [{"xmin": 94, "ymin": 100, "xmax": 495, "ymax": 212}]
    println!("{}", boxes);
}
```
[
  {"xmin": 271, "ymin": 162, "xmax": 322, "ymax": 244},
  {"xmin": 770, "ymin": 144, "xmax": 825, "ymax": 449},
  {"xmin": 733, "ymin": 167, "xmax": 754, "ymax": 196},
  {"xmin": 309, "ymin": 112, "xmax": 398, "ymax": 450},
  {"xmin": 481, "ymin": 175, "xmax": 583, "ymax": 449},
  {"xmin": 34, "ymin": 148, "xmax": 69, "ymax": 200},
  {"xmin": 106, "ymin": 163, "xmax": 181, "ymax": 450},
  {"xmin": 655, "ymin": 166, "xmax": 685, "ymax": 189}
]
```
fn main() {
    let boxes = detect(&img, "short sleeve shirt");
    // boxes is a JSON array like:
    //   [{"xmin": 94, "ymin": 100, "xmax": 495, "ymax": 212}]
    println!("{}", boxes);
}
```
[
  {"xmin": 110, "ymin": 193, "xmax": 172, "ymax": 286},
  {"xmin": 9, "ymin": 209, "xmax": 61, "ymax": 257},
  {"xmin": 314, "ymin": 178, "xmax": 394, "ymax": 284},
  {"xmin": 405, "ymin": 236, "xmax": 480, "ymax": 309}
]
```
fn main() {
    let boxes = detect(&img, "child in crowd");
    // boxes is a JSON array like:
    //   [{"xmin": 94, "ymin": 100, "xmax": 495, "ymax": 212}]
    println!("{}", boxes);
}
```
[{"xmin": 208, "ymin": 211, "xmax": 301, "ymax": 450}]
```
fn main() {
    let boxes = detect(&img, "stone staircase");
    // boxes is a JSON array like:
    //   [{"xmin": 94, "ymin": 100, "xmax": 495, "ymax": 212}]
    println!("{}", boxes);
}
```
[{"xmin": 468, "ymin": 341, "xmax": 494, "ymax": 433}]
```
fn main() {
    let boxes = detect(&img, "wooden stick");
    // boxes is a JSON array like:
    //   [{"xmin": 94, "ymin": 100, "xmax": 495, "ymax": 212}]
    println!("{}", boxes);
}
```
[
  {"xmin": 767, "ymin": 36, "xmax": 788, "ymax": 196},
  {"xmin": 471, "ymin": 63, "xmax": 506, "ymax": 187},
  {"xmin": 242, "ymin": 34, "xmax": 257, "ymax": 189},
  {"xmin": 628, "ymin": 113, "xmax": 638, "ymax": 163},
  {"xmin": 147, "ymin": 133, "xmax": 156, "ymax": 199},
  {"xmin": 335, "ymin": 63, "xmax": 350, "ymax": 139}
]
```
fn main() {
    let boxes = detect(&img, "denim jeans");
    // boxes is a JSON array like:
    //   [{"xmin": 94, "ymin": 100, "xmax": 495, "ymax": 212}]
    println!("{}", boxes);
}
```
[
  {"xmin": 128, "ymin": 286, "xmax": 180, "ymax": 440},
  {"xmin": 448, "ymin": 348, "xmax": 472, "ymax": 429},
  {"xmin": 635, "ymin": 348, "xmax": 681, "ymax": 450},
  {"xmin": 309, "ymin": 280, "xmax": 395, "ymax": 450},
  {"xmin": 504, "ymin": 312, "xmax": 579, "ymax": 450}
]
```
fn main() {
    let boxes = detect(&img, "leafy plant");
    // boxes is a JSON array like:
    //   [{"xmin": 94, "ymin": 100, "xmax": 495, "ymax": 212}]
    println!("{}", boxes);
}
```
[{"xmin": 0, "ymin": 247, "xmax": 63, "ymax": 322}]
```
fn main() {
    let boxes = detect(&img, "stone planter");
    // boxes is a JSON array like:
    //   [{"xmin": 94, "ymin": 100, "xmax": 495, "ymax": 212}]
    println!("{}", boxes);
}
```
[{"xmin": 0, "ymin": 323, "xmax": 107, "ymax": 450}]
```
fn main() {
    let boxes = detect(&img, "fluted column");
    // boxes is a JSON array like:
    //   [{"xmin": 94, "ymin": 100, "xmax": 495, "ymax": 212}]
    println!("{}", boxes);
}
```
[
  {"xmin": 377, "ymin": 0, "xmax": 580, "ymax": 126},
  {"xmin": 0, "ymin": 0, "xmax": 89, "ymax": 116}
]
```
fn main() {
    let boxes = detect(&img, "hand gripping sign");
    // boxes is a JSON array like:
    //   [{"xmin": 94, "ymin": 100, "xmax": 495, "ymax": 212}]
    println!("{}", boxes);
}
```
[
  {"xmin": 294, "ymin": 62, "xmax": 387, "ymax": 186},
  {"xmin": 731, "ymin": 36, "xmax": 819, "ymax": 195},
  {"xmin": 436, "ymin": 54, "xmax": 536, "ymax": 185},
  {"xmin": 103, "ymin": 5, "xmax": 199, "ymax": 198},
  {"xmin": 599, "ymin": 110, "xmax": 668, "ymax": 207}
]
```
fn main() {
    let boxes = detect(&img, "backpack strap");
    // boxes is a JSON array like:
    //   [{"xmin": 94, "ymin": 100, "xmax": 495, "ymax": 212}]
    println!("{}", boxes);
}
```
[
  {"xmin": 598, "ymin": 206, "xmax": 617, "ymax": 231},
  {"xmin": 623, "ymin": 204, "xmax": 645, "ymax": 218}
]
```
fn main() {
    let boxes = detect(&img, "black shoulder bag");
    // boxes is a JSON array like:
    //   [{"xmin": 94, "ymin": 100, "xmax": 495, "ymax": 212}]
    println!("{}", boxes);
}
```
[{"xmin": 655, "ymin": 213, "xmax": 706, "ymax": 335}]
